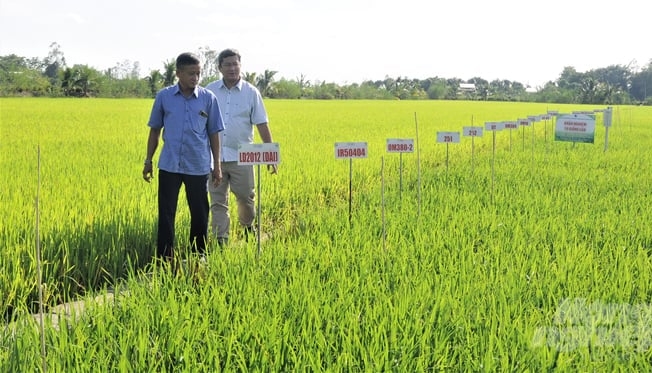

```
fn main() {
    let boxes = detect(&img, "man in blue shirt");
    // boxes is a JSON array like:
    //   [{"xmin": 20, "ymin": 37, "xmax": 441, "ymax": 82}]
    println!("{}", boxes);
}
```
[{"xmin": 142, "ymin": 52, "xmax": 224, "ymax": 259}]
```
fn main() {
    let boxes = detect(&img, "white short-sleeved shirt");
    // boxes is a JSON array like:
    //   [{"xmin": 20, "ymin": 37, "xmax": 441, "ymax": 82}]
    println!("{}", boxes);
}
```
[{"xmin": 205, "ymin": 79, "xmax": 268, "ymax": 162}]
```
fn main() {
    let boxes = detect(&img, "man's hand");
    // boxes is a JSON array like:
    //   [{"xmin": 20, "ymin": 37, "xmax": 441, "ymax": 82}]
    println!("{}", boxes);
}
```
[
  {"xmin": 211, "ymin": 167, "xmax": 223, "ymax": 187},
  {"xmin": 143, "ymin": 164, "xmax": 154, "ymax": 182}
]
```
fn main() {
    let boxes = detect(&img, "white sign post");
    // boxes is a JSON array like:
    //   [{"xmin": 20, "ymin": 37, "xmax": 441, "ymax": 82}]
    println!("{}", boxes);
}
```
[
  {"xmin": 463, "ymin": 126, "xmax": 483, "ymax": 172},
  {"xmin": 603, "ymin": 106, "xmax": 612, "ymax": 152},
  {"xmin": 436, "ymin": 131, "xmax": 460, "ymax": 174},
  {"xmin": 485, "ymin": 121, "xmax": 504, "ymax": 203},
  {"xmin": 503, "ymin": 121, "xmax": 518, "ymax": 151},
  {"xmin": 518, "ymin": 118, "xmax": 530, "ymax": 151},
  {"xmin": 335, "ymin": 142, "xmax": 368, "ymax": 226},
  {"xmin": 541, "ymin": 114, "xmax": 552, "ymax": 142},
  {"xmin": 528, "ymin": 115, "xmax": 540, "ymax": 169},
  {"xmin": 547, "ymin": 110, "xmax": 559, "ymax": 152},
  {"xmin": 386, "ymin": 138, "xmax": 414, "ymax": 200},
  {"xmin": 238, "ymin": 142, "xmax": 281, "ymax": 255}
]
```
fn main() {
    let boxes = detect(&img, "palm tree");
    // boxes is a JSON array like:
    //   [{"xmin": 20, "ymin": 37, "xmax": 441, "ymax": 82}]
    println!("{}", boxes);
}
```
[
  {"xmin": 256, "ymin": 69, "xmax": 277, "ymax": 97},
  {"xmin": 163, "ymin": 59, "xmax": 176, "ymax": 87},
  {"xmin": 579, "ymin": 77, "xmax": 598, "ymax": 104},
  {"xmin": 146, "ymin": 70, "xmax": 164, "ymax": 97},
  {"xmin": 243, "ymin": 71, "xmax": 257, "ymax": 85},
  {"xmin": 297, "ymin": 73, "xmax": 310, "ymax": 97},
  {"xmin": 61, "ymin": 65, "xmax": 99, "ymax": 97}
]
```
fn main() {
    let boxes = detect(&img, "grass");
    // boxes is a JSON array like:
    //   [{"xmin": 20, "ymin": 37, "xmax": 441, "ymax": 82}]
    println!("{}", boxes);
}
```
[{"xmin": 1, "ymin": 98, "xmax": 652, "ymax": 370}]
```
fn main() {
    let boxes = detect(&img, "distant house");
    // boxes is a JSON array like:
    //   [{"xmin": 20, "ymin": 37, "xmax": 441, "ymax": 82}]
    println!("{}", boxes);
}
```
[{"xmin": 458, "ymin": 83, "xmax": 476, "ymax": 94}]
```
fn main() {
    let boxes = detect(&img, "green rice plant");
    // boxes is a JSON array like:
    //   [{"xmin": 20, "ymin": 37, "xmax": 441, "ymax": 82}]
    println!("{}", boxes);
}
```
[{"xmin": 2, "ymin": 98, "xmax": 652, "ymax": 370}]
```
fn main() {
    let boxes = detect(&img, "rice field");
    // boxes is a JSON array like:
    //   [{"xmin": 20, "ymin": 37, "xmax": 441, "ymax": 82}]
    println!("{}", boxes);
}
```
[{"xmin": 2, "ymin": 98, "xmax": 652, "ymax": 371}]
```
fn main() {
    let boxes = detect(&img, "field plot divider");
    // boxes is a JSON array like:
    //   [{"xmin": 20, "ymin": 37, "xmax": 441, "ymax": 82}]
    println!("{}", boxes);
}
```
[
  {"xmin": 604, "ymin": 106, "xmax": 613, "ymax": 152},
  {"xmin": 399, "ymin": 152, "xmax": 404, "ymax": 198},
  {"xmin": 471, "ymin": 115, "xmax": 475, "ymax": 172},
  {"xmin": 349, "ymin": 158, "xmax": 353, "ymax": 226},
  {"xmin": 492, "ymin": 130, "xmax": 496, "ymax": 204},
  {"xmin": 381, "ymin": 157, "xmax": 386, "ymax": 251},
  {"xmin": 256, "ymin": 164, "xmax": 262, "ymax": 256},
  {"xmin": 35, "ymin": 146, "xmax": 47, "ymax": 372},
  {"xmin": 415, "ymin": 112, "xmax": 421, "ymax": 219}
]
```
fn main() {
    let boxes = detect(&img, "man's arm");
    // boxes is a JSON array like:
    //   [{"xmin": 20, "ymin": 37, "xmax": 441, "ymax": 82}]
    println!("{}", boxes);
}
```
[
  {"xmin": 143, "ymin": 128, "xmax": 161, "ymax": 182},
  {"xmin": 256, "ymin": 123, "xmax": 273, "ymax": 143},
  {"xmin": 209, "ymin": 132, "xmax": 222, "ymax": 186}
]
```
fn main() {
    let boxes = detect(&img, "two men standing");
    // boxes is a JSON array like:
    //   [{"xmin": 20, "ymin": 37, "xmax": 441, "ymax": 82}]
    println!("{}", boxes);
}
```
[{"xmin": 143, "ymin": 49, "xmax": 275, "ymax": 259}]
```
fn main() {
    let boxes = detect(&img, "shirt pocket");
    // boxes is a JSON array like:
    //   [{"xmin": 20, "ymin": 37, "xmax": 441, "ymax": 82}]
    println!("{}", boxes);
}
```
[
  {"xmin": 232, "ymin": 103, "xmax": 251, "ymax": 121},
  {"xmin": 192, "ymin": 113, "xmax": 208, "ymax": 134}
]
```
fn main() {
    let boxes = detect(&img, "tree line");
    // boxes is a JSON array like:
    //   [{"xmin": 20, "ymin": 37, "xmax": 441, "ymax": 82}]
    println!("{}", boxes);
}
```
[{"xmin": 1, "ymin": 43, "xmax": 651, "ymax": 105}]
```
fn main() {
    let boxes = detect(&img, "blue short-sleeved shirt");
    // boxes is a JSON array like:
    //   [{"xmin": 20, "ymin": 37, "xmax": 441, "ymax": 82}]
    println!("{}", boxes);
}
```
[{"xmin": 148, "ymin": 84, "xmax": 224, "ymax": 175}]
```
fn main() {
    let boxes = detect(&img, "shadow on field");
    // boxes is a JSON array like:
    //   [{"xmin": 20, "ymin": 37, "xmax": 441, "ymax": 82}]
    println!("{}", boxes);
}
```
[{"xmin": 3, "ymin": 216, "xmax": 156, "ymax": 323}]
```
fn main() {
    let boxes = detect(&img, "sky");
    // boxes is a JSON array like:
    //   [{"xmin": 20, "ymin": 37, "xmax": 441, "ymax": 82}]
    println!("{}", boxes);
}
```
[{"xmin": 1, "ymin": 0, "xmax": 649, "ymax": 88}]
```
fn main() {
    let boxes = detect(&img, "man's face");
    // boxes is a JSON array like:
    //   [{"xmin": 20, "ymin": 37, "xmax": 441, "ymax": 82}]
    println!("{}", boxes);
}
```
[
  {"xmin": 176, "ymin": 64, "xmax": 201, "ymax": 90},
  {"xmin": 219, "ymin": 55, "xmax": 241, "ymax": 83}
]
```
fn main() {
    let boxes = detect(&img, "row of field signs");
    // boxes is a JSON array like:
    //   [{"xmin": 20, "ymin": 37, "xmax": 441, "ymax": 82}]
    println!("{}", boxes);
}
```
[
  {"xmin": 235, "ymin": 140, "xmax": 409, "ymax": 165},
  {"xmin": 235, "ymin": 108, "xmax": 612, "ymax": 239},
  {"xmin": 333, "ymin": 107, "xmax": 613, "ymax": 158},
  {"xmin": 234, "ymin": 108, "xmax": 613, "ymax": 164}
]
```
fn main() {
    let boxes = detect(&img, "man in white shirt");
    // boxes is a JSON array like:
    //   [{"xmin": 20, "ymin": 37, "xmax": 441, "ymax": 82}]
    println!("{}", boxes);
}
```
[{"xmin": 206, "ymin": 48, "xmax": 277, "ymax": 246}]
